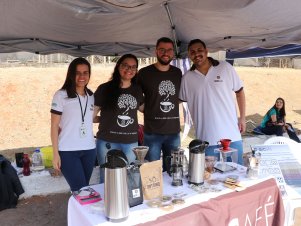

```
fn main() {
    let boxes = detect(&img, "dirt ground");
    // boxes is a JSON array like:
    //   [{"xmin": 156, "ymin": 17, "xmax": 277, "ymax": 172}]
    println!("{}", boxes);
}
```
[
  {"xmin": 1, "ymin": 65, "xmax": 301, "ymax": 225},
  {"xmin": 0, "ymin": 193, "xmax": 70, "ymax": 226}
]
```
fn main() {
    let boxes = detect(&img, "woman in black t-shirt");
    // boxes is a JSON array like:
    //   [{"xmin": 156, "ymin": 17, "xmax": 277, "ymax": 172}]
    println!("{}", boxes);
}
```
[{"xmin": 93, "ymin": 54, "xmax": 144, "ymax": 183}]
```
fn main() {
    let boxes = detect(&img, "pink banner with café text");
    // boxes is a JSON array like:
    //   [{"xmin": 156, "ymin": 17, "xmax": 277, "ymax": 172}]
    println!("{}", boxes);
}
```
[{"xmin": 138, "ymin": 178, "xmax": 284, "ymax": 226}]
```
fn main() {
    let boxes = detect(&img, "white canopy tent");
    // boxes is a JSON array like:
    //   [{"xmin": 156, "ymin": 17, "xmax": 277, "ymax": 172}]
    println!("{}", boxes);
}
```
[{"xmin": 1, "ymin": 0, "xmax": 301, "ymax": 58}]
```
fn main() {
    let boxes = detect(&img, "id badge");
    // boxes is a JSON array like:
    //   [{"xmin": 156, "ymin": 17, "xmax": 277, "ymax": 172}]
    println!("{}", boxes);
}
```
[{"xmin": 80, "ymin": 123, "xmax": 87, "ymax": 138}]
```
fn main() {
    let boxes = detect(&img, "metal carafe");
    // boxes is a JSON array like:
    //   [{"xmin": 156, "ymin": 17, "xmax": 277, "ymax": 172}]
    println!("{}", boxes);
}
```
[
  {"xmin": 246, "ymin": 148, "xmax": 261, "ymax": 179},
  {"xmin": 188, "ymin": 139, "xmax": 209, "ymax": 185},
  {"xmin": 102, "ymin": 149, "xmax": 129, "ymax": 222}
]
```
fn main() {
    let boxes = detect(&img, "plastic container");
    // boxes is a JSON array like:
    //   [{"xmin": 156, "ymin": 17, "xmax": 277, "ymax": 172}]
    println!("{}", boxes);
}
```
[
  {"xmin": 40, "ymin": 146, "xmax": 53, "ymax": 168},
  {"xmin": 32, "ymin": 148, "xmax": 44, "ymax": 170}
]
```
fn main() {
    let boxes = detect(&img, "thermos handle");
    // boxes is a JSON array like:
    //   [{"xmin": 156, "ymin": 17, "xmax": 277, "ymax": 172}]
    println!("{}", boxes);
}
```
[
  {"xmin": 116, "ymin": 155, "xmax": 128, "ymax": 166},
  {"xmin": 165, "ymin": 156, "xmax": 172, "ymax": 176},
  {"xmin": 100, "ymin": 153, "xmax": 129, "ymax": 168}
]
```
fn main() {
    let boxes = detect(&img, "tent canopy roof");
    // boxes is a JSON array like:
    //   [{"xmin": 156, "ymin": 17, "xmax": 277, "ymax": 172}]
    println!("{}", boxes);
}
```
[{"xmin": 1, "ymin": 0, "xmax": 301, "ymax": 57}]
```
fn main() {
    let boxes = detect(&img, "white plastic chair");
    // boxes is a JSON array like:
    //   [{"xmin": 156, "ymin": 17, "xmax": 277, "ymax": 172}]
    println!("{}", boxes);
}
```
[{"xmin": 264, "ymin": 136, "xmax": 298, "ymax": 145}]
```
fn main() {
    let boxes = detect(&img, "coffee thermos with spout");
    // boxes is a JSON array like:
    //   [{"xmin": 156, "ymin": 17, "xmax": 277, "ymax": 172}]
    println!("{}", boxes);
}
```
[
  {"xmin": 188, "ymin": 139, "xmax": 209, "ymax": 185},
  {"xmin": 102, "ymin": 149, "xmax": 129, "ymax": 222}
]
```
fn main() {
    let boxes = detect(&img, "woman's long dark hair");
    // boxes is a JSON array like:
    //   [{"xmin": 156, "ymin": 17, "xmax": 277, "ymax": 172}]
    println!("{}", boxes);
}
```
[
  {"xmin": 102, "ymin": 54, "xmax": 138, "ymax": 109},
  {"xmin": 61, "ymin": 57, "xmax": 92, "ymax": 98},
  {"xmin": 267, "ymin": 97, "xmax": 286, "ymax": 120}
]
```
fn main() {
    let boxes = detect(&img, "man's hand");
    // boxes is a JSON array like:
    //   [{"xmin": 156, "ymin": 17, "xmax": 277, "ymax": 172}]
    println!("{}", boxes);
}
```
[
  {"xmin": 235, "ymin": 89, "xmax": 246, "ymax": 134},
  {"xmin": 238, "ymin": 117, "xmax": 246, "ymax": 133}
]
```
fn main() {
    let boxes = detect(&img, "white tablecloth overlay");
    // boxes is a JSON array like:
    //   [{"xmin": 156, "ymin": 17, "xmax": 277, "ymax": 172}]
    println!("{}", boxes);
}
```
[{"xmin": 68, "ymin": 143, "xmax": 301, "ymax": 226}]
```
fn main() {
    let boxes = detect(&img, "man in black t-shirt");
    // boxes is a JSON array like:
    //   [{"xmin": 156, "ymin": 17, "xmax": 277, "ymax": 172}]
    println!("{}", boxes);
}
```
[{"xmin": 137, "ymin": 37, "xmax": 182, "ymax": 171}]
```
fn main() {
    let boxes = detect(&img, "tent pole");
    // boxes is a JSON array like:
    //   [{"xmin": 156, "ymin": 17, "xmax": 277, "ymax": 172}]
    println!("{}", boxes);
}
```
[{"xmin": 163, "ymin": 2, "xmax": 179, "ymax": 58}]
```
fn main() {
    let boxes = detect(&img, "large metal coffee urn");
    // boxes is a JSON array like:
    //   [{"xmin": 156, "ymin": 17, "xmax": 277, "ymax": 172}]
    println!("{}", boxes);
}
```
[
  {"xmin": 188, "ymin": 139, "xmax": 209, "ymax": 185},
  {"xmin": 102, "ymin": 150, "xmax": 129, "ymax": 222}
]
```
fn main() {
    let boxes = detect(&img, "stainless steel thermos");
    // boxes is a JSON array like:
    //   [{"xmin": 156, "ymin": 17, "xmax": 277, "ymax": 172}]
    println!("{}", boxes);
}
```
[
  {"xmin": 103, "ymin": 150, "xmax": 129, "ymax": 222},
  {"xmin": 188, "ymin": 139, "xmax": 209, "ymax": 185}
]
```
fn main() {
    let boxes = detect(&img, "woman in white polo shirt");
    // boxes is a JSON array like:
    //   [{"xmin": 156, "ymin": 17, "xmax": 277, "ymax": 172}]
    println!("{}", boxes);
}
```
[{"xmin": 50, "ymin": 58, "xmax": 96, "ymax": 192}]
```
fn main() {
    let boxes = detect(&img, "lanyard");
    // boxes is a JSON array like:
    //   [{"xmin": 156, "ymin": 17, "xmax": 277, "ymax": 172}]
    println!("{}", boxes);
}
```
[{"xmin": 76, "ymin": 92, "xmax": 88, "ymax": 124}]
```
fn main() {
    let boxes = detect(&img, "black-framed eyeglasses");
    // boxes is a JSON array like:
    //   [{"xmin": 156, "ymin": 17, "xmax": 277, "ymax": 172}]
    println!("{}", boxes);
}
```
[
  {"xmin": 120, "ymin": 63, "xmax": 138, "ymax": 71},
  {"xmin": 157, "ymin": 48, "xmax": 174, "ymax": 54}
]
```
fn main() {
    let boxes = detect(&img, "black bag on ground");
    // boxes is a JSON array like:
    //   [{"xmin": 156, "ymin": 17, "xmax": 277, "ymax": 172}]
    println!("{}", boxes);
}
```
[
  {"xmin": 127, "ymin": 165, "xmax": 143, "ymax": 207},
  {"xmin": 286, "ymin": 123, "xmax": 301, "ymax": 143},
  {"xmin": 0, "ymin": 154, "xmax": 24, "ymax": 211}
]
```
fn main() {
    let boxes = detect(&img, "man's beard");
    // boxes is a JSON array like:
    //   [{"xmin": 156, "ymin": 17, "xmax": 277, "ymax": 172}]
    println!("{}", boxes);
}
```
[{"xmin": 157, "ymin": 56, "xmax": 172, "ymax": 65}]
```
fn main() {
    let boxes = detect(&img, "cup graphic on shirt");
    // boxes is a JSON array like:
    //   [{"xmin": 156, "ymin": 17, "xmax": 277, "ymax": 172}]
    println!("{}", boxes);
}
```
[
  {"xmin": 160, "ymin": 101, "xmax": 174, "ymax": 113},
  {"xmin": 117, "ymin": 115, "xmax": 134, "ymax": 127}
]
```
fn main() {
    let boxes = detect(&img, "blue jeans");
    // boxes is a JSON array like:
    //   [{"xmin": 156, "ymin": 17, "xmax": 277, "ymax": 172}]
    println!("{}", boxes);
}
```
[
  {"xmin": 144, "ymin": 133, "xmax": 180, "ymax": 171},
  {"xmin": 205, "ymin": 140, "xmax": 243, "ymax": 165},
  {"xmin": 59, "ymin": 148, "xmax": 96, "ymax": 192},
  {"xmin": 96, "ymin": 138, "xmax": 137, "ymax": 183}
]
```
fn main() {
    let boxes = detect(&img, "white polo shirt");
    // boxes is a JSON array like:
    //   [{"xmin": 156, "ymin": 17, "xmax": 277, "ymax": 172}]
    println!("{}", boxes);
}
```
[
  {"xmin": 51, "ymin": 89, "xmax": 96, "ymax": 151},
  {"xmin": 179, "ymin": 61, "xmax": 243, "ymax": 145}
]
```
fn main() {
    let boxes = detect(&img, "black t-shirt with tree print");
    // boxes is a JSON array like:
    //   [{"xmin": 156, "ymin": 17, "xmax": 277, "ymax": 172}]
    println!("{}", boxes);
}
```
[
  {"xmin": 137, "ymin": 64, "xmax": 182, "ymax": 134},
  {"xmin": 94, "ymin": 82, "xmax": 144, "ymax": 143}
]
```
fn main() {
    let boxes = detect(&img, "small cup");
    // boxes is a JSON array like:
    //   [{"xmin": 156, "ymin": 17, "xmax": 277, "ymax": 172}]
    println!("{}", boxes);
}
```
[
  {"xmin": 205, "ymin": 156, "xmax": 217, "ymax": 173},
  {"xmin": 218, "ymin": 139, "xmax": 232, "ymax": 150}
]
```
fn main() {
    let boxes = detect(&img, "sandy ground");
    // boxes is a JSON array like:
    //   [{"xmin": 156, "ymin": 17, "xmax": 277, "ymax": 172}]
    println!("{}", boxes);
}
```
[
  {"xmin": 1, "ymin": 65, "xmax": 301, "ymax": 154},
  {"xmin": 1, "ymin": 65, "xmax": 301, "ymax": 225}
]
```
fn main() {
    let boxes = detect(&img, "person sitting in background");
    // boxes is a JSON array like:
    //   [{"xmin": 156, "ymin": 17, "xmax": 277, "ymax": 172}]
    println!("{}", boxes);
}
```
[{"xmin": 260, "ymin": 97, "xmax": 300, "ymax": 143}]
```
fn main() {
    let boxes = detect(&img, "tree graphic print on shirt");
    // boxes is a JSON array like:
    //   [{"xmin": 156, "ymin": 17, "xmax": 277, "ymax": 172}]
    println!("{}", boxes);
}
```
[
  {"xmin": 158, "ymin": 80, "xmax": 175, "ymax": 113},
  {"xmin": 117, "ymin": 94, "xmax": 137, "ymax": 127}
]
